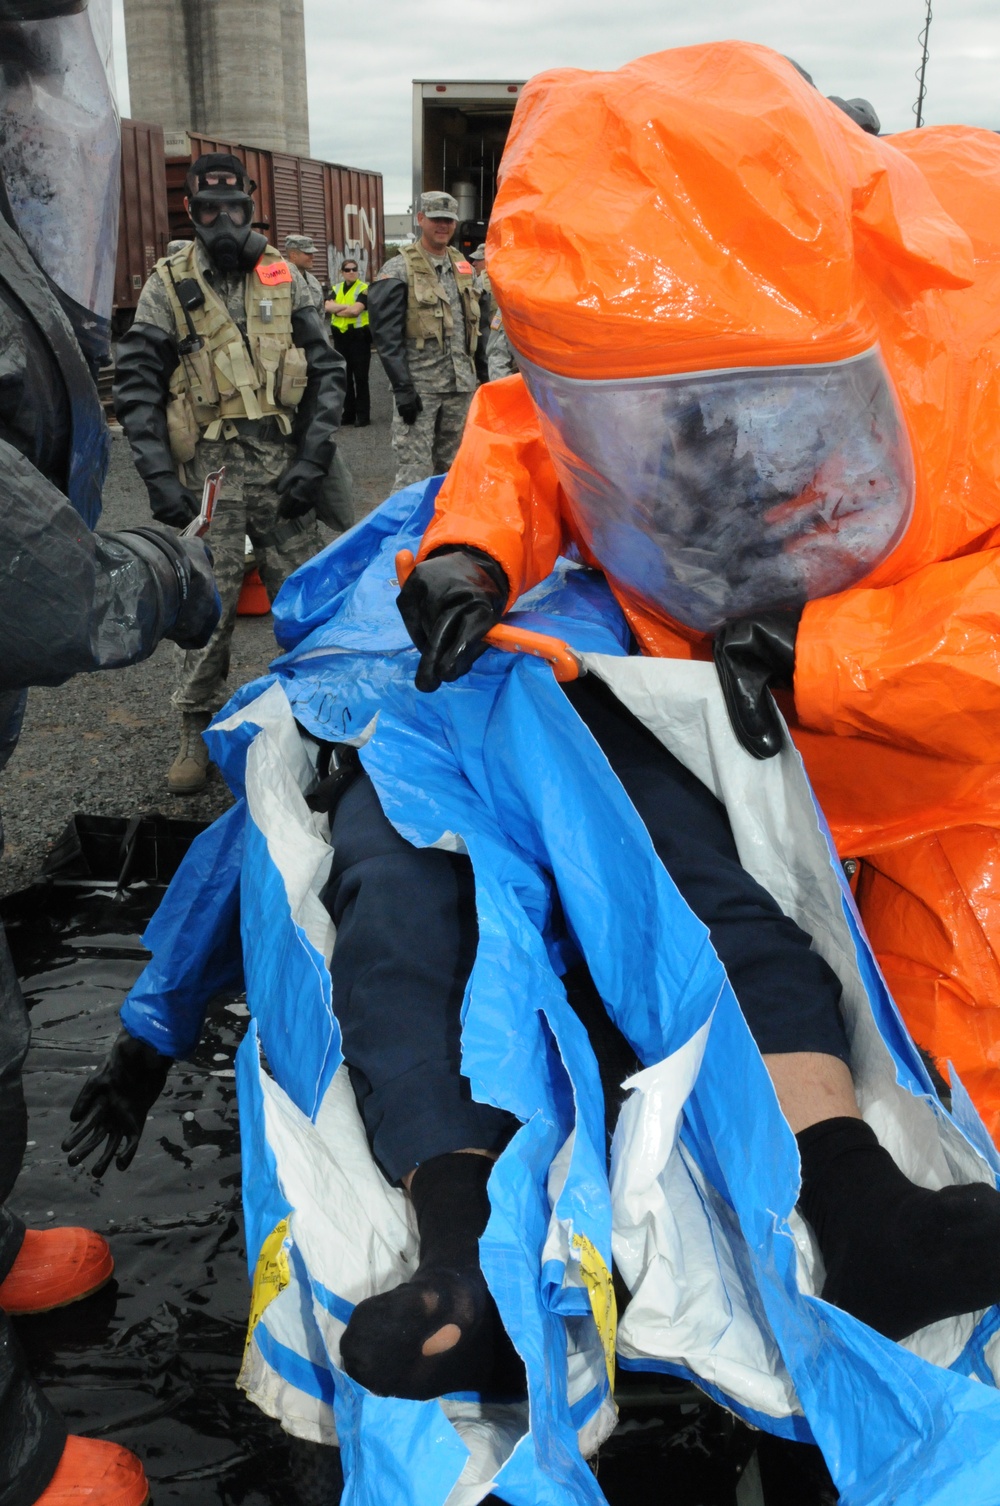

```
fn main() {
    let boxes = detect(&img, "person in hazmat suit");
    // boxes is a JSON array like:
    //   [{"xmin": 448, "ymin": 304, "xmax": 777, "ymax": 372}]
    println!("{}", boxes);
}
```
[
  {"xmin": 308, "ymin": 44, "xmax": 1000, "ymax": 1401},
  {"xmin": 0, "ymin": 3, "xmax": 219, "ymax": 1502},
  {"xmin": 391, "ymin": 45, "xmax": 1000, "ymax": 1147},
  {"xmin": 60, "ymin": 42, "xmax": 1000, "ymax": 1506}
]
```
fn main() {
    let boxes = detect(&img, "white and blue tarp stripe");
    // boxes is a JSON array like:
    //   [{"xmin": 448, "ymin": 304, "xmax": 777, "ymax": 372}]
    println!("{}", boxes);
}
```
[{"xmin": 120, "ymin": 478, "xmax": 1000, "ymax": 1505}]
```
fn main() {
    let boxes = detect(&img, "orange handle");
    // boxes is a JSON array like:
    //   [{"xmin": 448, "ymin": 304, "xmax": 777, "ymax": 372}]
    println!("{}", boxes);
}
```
[
  {"xmin": 394, "ymin": 549, "xmax": 582, "ymax": 683},
  {"xmin": 483, "ymin": 624, "xmax": 582, "ymax": 683}
]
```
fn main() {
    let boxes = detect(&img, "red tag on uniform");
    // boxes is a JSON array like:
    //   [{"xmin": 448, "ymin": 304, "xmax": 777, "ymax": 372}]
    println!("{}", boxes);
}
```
[
  {"xmin": 455, "ymin": 261, "xmax": 473, "ymax": 275},
  {"xmin": 256, "ymin": 260, "xmax": 293, "ymax": 286}
]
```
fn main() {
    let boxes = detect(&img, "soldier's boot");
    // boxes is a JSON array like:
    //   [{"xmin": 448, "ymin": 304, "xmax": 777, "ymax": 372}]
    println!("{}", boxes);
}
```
[{"xmin": 167, "ymin": 711, "xmax": 212, "ymax": 796}]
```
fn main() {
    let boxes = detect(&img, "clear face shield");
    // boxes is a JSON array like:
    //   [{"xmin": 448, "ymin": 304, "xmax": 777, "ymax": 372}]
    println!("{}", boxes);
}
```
[
  {"xmin": 518, "ymin": 347, "xmax": 915, "ymax": 633},
  {"xmin": 0, "ymin": 0, "xmax": 120, "ymax": 362}
]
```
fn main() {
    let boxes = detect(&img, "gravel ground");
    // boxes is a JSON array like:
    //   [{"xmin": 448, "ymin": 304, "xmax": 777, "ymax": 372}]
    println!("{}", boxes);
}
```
[{"xmin": 0, "ymin": 357, "xmax": 397, "ymax": 896}]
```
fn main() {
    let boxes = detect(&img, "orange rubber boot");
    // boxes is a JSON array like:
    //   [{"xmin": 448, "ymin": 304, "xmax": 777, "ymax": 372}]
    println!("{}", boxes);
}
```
[
  {"xmin": 0, "ymin": 1228, "xmax": 113, "ymax": 1314},
  {"xmin": 35, "ymin": 1437, "xmax": 148, "ymax": 1506}
]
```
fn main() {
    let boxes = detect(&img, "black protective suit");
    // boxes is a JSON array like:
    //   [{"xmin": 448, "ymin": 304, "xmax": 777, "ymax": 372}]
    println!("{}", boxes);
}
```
[{"xmin": 0, "ymin": 49, "xmax": 219, "ymax": 1506}]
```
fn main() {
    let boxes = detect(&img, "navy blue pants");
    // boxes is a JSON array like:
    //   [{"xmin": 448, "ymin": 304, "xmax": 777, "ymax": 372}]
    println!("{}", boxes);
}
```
[{"xmin": 324, "ymin": 676, "xmax": 849, "ymax": 1183}]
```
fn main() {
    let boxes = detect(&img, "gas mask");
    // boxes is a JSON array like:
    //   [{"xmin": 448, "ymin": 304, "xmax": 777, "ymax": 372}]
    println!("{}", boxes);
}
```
[
  {"xmin": 189, "ymin": 188, "xmax": 266, "ymax": 274},
  {"xmin": 0, "ymin": 0, "xmax": 119, "ymax": 366}
]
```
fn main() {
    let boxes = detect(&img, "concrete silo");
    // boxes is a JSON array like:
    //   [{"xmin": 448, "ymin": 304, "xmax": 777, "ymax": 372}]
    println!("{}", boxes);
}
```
[
  {"xmin": 121, "ymin": 0, "xmax": 189, "ymax": 138},
  {"xmin": 281, "ymin": 0, "xmax": 311, "ymax": 156},
  {"xmin": 123, "ymin": 0, "xmax": 309, "ymax": 154}
]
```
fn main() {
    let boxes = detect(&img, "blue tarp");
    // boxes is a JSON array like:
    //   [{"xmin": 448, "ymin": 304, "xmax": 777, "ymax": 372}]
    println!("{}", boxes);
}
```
[{"xmin": 121, "ymin": 480, "xmax": 1000, "ymax": 1505}]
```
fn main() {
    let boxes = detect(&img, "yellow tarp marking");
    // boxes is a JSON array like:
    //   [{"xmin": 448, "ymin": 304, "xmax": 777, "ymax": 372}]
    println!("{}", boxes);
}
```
[
  {"xmin": 243, "ymin": 1217, "xmax": 291, "ymax": 1365},
  {"xmin": 572, "ymin": 1232, "xmax": 617, "ymax": 1391}
]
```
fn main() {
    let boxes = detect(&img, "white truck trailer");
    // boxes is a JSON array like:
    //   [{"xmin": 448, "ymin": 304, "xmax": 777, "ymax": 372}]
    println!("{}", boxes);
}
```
[{"xmin": 411, "ymin": 79, "xmax": 526, "ymax": 250}]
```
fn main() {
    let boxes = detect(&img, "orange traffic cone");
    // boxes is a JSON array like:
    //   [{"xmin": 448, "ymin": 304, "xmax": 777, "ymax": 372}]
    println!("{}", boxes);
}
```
[{"xmin": 237, "ymin": 567, "xmax": 270, "ymax": 616}]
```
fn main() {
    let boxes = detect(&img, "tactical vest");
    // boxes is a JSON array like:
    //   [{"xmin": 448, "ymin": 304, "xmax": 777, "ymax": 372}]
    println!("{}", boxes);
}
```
[
  {"xmin": 400, "ymin": 242, "xmax": 480, "ymax": 354},
  {"xmin": 330, "ymin": 279, "xmax": 370, "ymax": 332},
  {"xmin": 155, "ymin": 242, "xmax": 310, "ymax": 465}
]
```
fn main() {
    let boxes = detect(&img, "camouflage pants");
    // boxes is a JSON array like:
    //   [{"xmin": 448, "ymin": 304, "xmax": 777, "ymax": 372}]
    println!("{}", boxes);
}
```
[
  {"xmin": 172, "ymin": 449, "xmax": 323, "ymax": 716},
  {"xmin": 391, "ymin": 391, "xmax": 474, "ymax": 491}
]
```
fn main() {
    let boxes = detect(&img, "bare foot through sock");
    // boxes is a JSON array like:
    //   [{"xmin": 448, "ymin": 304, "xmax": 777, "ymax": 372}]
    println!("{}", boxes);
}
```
[
  {"xmin": 798, "ymin": 1117, "xmax": 1000, "ymax": 1340},
  {"xmin": 339, "ymin": 1152, "xmax": 524, "ymax": 1400}
]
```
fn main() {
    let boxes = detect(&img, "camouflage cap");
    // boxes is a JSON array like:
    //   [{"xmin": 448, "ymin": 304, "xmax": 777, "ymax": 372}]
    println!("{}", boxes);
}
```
[
  {"xmin": 471, "ymin": 243, "xmax": 487, "ymax": 261},
  {"xmin": 420, "ymin": 191, "xmax": 460, "ymax": 220},
  {"xmin": 284, "ymin": 233, "xmax": 318, "ymax": 254}
]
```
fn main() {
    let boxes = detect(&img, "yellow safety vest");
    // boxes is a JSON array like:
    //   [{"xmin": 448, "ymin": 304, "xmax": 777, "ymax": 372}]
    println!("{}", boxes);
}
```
[
  {"xmin": 400, "ymin": 242, "xmax": 480, "ymax": 354},
  {"xmin": 155, "ymin": 241, "xmax": 309, "ymax": 465},
  {"xmin": 329, "ymin": 279, "xmax": 370, "ymax": 332}
]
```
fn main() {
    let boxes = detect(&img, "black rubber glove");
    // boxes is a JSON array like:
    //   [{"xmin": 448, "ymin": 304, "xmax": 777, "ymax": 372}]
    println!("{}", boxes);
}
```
[
  {"xmin": 713, "ymin": 608, "xmax": 801, "ymax": 759},
  {"xmin": 115, "ymin": 527, "xmax": 221, "ymax": 650},
  {"xmin": 276, "ymin": 457, "xmax": 326, "ymax": 519},
  {"xmin": 289, "ymin": 305, "xmax": 345, "ymax": 475},
  {"xmin": 62, "ymin": 1029, "xmax": 173, "ymax": 1178},
  {"xmin": 145, "ymin": 471, "xmax": 199, "ymax": 527},
  {"xmin": 367, "ymin": 278, "xmax": 421, "ymax": 424},
  {"xmin": 397, "ymin": 546, "xmax": 508, "ymax": 693},
  {"xmin": 112, "ymin": 322, "xmax": 191, "ymax": 523},
  {"xmin": 397, "ymin": 391, "xmax": 423, "ymax": 426}
]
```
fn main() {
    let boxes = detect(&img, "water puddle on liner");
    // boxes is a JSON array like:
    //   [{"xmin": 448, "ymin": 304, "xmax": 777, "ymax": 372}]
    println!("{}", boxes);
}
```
[{"xmin": 1, "ymin": 874, "xmax": 836, "ymax": 1506}]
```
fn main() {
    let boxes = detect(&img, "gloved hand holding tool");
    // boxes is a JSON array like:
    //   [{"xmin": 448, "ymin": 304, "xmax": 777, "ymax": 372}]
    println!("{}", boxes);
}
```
[
  {"xmin": 396, "ymin": 547, "xmax": 583, "ymax": 692},
  {"xmin": 63, "ymin": 1030, "xmax": 173, "ymax": 1179},
  {"xmin": 396, "ymin": 546, "xmax": 509, "ymax": 692},
  {"xmin": 145, "ymin": 471, "xmax": 199, "ymax": 528},
  {"xmin": 713, "ymin": 608, "xmax": 801, "ymax": 759}
]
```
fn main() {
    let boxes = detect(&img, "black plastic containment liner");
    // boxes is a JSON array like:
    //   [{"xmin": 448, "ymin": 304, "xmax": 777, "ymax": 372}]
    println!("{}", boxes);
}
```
[{"xmin": 3, "ymin": 815, "xmax": 837, "ymax": 1505}]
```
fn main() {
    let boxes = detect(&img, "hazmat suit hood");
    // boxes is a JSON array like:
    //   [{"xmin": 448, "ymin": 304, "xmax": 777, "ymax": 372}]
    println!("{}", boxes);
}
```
[
  {"xmin": 486, "ymin": 43, "xmax": 976, "ymax": 631},
  {"xmin": 0, "ymin": 0, "xmax": 120, "ymax": 366}
]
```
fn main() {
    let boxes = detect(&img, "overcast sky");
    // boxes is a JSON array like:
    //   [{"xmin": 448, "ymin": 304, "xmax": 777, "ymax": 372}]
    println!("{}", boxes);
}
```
[{"xmin": 110, "ymin": 0, "xmax": 999, "ymax": 212}]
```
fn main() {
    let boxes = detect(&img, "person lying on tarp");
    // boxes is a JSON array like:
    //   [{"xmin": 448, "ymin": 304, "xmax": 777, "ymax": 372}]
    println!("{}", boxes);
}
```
[{"xmin": 64, "ymin": 43, "xmax": 1000, "ymax": 1407}]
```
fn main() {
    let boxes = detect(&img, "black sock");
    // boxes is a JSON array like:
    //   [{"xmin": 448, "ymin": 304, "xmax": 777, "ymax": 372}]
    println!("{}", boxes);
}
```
[
  {"xmin": 797, "ymin": 1116, "xmax": 1000, "ymax": 1340},
  {"xmin": 339, "ymin": 1153, "xmax": 524, "ymax": 1400}
]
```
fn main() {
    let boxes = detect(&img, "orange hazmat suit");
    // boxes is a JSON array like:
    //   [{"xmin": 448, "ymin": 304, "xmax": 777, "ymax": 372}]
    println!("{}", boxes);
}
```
[{"xmin": 416, "ymin": 42, "xmax": 1000, "ymax": 1140}]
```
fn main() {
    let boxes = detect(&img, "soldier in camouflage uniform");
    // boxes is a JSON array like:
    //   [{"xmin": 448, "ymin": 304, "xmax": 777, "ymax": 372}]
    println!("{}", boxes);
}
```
[
  {"xmin": 284, "ymin": 232, "xmax": 326, "ymax": 310},
  {"xmin": 367, "ymin": 191, "xmax": 480, "ymax": 491},
  {"xmin": 486, "ymin": 308, "xmax": 517, "ymax": 382},
  {"xmin": 114, "ymin": 155, "xmax": 344, "ymax": 794},
  {"xmin": 470, "ymin": 241, "xmax": 517, "ymax": 383}
]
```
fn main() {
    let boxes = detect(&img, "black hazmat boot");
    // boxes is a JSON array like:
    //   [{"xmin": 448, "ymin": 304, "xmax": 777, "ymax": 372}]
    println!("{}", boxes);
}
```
[
  {"xmin": 340, "ymin": 1152, "xmax": 524, "ymax": 1399},
  {"xmin": 797, "ymin": 1117, "xmax": 1000, "ymax": 1340}
]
